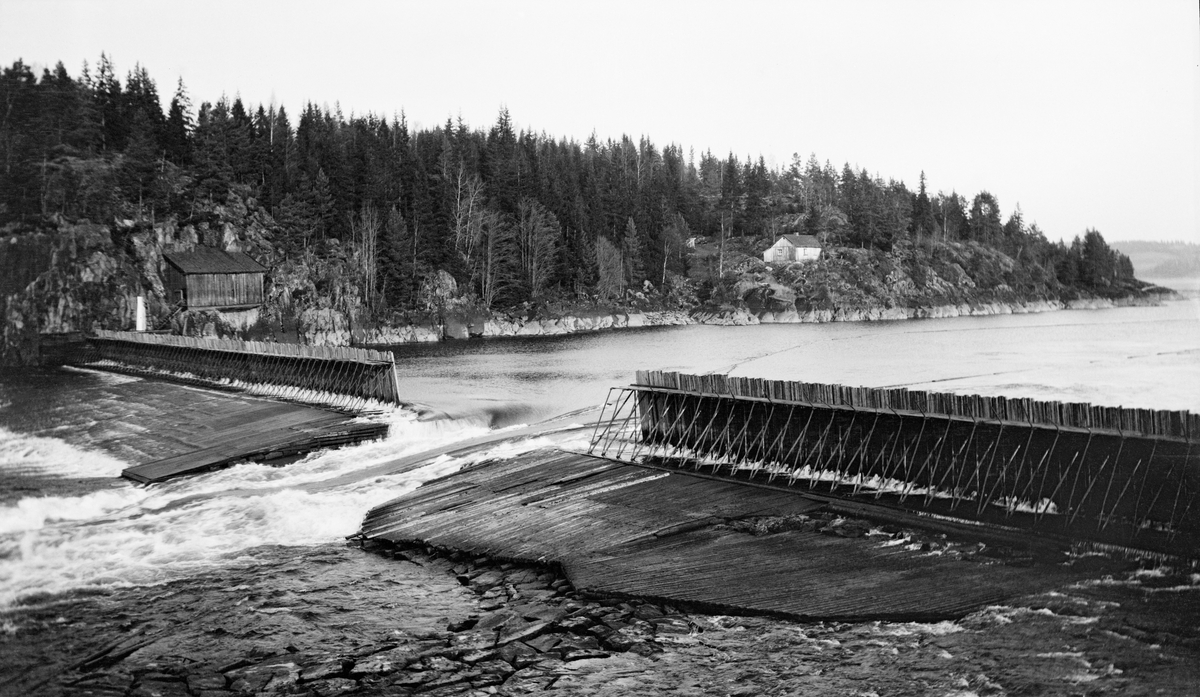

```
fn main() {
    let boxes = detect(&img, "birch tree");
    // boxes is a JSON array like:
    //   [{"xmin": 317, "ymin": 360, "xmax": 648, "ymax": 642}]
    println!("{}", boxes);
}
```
[
  {"xmin": 516, "ymin": 197, "xmax": 561, "ymax": 298},
  {"xmin": 453, "ymin": 165, "xmax": 485, "ymax": 275},
  {"xmin": 350, "ymin": 202, "xmax": 380, "ymax": 310}
]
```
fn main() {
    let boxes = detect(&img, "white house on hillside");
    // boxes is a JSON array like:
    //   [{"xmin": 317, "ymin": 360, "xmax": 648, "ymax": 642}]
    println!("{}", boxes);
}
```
[{"xmin": 763, "ymin": 234, "xmax": 822, "ymax": 263}]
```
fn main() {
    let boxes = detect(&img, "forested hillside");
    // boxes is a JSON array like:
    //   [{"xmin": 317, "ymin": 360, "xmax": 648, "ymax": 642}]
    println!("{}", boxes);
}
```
[{"xmin": 0, "ymin": 56, "xmax": 1151, "ymax": 356}]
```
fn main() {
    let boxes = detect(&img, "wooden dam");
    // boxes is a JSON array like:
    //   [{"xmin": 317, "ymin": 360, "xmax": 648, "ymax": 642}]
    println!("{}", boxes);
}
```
[
  {"xmin": 72, "ymin": 331, "xmax": 399, "ymax": 483},
  {"xmin": 590, "ymin": 371, "xmax": 1199, "ymax": 560},
  {"xmin": 362, "ymin": 369, "xmax": 1199, "ymax": 622}
]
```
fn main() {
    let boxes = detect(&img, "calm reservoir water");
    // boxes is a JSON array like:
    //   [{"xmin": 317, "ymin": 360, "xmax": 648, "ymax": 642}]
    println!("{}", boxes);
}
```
[{"xmin": 1, "ymin": 300, "xmax": 1197, "ymax": 608}]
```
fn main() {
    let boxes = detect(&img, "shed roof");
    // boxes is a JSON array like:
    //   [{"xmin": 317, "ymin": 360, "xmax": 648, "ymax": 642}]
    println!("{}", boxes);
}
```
[
  {"xmin": 164, "ymin": 248, "xmax": 267, "ymax": 275},
  {"xmin": 781, "ymin": 234, "xmax": 821, "ymax": 248}
]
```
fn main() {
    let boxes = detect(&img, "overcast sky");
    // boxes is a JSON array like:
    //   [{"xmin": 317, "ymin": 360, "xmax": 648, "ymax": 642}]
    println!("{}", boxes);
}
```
[{"xmin": 2, "ymin": 0, "xmax": 1197, "ymax": 244}]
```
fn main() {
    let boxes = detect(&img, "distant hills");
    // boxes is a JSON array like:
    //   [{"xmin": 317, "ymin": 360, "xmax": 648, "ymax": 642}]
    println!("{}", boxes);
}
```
[{"xmin": 1110, "ymin": 241, "xmax": 1200, "ymax": 280}]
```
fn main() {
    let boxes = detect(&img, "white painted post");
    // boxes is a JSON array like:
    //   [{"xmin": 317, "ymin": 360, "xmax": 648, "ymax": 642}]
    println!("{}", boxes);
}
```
[{"xmin": 136, "ymin": 296, "xmax": 147, "ymax": 331}]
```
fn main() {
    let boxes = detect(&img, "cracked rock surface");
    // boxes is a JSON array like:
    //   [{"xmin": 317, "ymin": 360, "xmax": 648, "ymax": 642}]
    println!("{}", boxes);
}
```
[{"xmin": 2, "ymin": 541, "xmax": 1198, "ymax": 696}]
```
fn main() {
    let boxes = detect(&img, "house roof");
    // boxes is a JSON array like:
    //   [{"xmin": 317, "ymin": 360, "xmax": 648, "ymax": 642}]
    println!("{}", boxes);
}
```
[
  {"xmin": 781, "ymin": 234, "xmax": 821, "ymax": 248},
  {"xmin": 164, "ymin": 248, "xmax": 267, "ymax": 275}
]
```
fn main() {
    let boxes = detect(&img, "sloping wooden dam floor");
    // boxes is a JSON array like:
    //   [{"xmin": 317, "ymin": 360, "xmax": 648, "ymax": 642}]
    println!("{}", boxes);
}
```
[
  {"xmin": 361, "ymin": 449, "xmax": 1088, "ymax": 621},
  {"xmin": 120, "ymin": 389, "xmax": 386, "ymax": 483}
]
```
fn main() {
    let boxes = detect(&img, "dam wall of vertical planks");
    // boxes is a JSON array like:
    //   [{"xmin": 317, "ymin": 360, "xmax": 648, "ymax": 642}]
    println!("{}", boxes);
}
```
[
  {"xmin": 80, "ymin": 330, "xmax": 401, "ymax": 409},
  {"xmin": 589, "ymin": 371, "xmax": 1200, "ymax": 559}
]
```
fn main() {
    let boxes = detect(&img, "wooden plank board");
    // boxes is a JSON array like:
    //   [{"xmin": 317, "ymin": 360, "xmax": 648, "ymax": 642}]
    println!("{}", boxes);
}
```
[
  {"xmin": 362, "ymin": 449, "xmax": 1089, "ymax": 621},
  {"xmin": 7, "ymin": 371, "xmax": 389, "ymax": 485},
  {"xmin": 566, "ymin": 528, "xmax": 1079, "ymax": 621},
  {"xmin": 123, "ymin": 416, "xmax": 386, "ymax": 483},
  {"xmin": 120, "ymin": 396, "xmax": 387, "ymax": 483}
]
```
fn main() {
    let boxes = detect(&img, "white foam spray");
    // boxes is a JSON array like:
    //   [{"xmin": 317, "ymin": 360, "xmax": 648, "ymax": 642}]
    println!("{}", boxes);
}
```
[{"xmin": 0, "ymin": 408, "xmax": 561, "ymax": 607}]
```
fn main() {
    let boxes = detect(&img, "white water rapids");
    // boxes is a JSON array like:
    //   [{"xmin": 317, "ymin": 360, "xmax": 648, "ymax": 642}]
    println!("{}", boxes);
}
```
[
  {"xmin": 0, "ymin": 405, "xmax": 585, "ymax": 607},
  {"xmin": 1, "ymin": 299, "xmax": 1197, "ymax": 608}
]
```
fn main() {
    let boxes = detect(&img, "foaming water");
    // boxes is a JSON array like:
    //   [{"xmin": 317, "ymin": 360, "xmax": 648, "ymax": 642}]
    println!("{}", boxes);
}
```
[
  {"xmin": 0, "ymin": 406, "xmax": 543, "ymax": 607},
  {"xmin": 0, "ymin": 487, "xmax": 145, "ymax": 536},
  {"xmin": 0, "ymin": 426, "xmax": 130, "ymax": 480},
  {"xmin": 58, "ymin": 365, "xmax": 142, "ymax": 386}
]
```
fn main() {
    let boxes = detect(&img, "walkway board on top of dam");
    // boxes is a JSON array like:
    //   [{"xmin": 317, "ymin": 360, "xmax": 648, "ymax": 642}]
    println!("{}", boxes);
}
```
[
  {"xmin": 121, "ymin": 395, "xmax": 387, "ymax": 484},
  {"xmin": 361, "ymin": 449, "xmax": 1091, "ymax": 621}
]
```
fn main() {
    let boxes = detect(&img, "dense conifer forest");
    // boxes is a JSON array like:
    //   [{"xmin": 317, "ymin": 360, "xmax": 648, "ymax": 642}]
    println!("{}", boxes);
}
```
[{"xmin": 1, "ymin": 56, "xmax": 1145, "ymax": 336}]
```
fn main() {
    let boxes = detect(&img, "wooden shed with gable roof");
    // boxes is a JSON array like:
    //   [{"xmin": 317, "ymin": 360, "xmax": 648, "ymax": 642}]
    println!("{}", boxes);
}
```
[
  {"xmin": 763, "ymin": 233, "xmax": 822, "ymax": 263},
  {"xmin": 163, "ymin": 248, "xmax": 267, "ymax": 310}
]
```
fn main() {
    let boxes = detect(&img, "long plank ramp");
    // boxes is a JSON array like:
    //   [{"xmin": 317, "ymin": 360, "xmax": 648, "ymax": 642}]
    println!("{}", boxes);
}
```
[
  {"xmin": 123, "ymin": 401, "xmax": 386, "ymax": 483},
  {"xmin": 362, "ymin": 449, "xmax": 1090, "ymax": 621}
]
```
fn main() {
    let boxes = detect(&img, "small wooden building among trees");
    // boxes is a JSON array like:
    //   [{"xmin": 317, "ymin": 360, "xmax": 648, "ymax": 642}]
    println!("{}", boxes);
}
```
[
  {"xmin": 763, "ymin": 234, "xmax": 822, "ymax": 264},
  {"xmin": 163, "ymin": 248, "xmax": 267, "ymax": 309}
]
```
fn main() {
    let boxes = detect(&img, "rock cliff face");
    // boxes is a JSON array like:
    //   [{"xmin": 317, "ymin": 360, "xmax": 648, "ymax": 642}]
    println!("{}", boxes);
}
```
[
  {"xmin": 2, "ymin": 221, "xmax": 144, "ymax": 364},
  {"xmin": 1, "ymin": 190, "xmax": 278, "ymax": 365}
]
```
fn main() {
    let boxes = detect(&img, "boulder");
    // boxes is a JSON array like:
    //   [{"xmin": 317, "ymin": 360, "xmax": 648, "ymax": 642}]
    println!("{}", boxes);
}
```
[
  {"xmin": 442, "ymin": 317, "xmax": 470, "ymax": 340},
  {"xmin": 742, "ymin": 281, "xmax": 797, "ymax": 313}
]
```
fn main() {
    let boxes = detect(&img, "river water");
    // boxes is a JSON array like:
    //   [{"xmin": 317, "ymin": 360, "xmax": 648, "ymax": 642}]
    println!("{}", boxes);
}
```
[
  {"xmin": 2, "ymin": 300, "xmax": 1199, "ymax": 607},
  {"xmin": 391, "ymin": 298, "xmax": 1200, "ymax": 421},
  {"xmin": 1, "ymin": 300, "xmax": 1199, "ymax": 693}
]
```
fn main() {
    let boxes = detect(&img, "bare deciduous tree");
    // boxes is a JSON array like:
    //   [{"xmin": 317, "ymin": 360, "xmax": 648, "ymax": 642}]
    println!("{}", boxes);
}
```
[
  {"xmin": 453, "ymin": 165, "xmax": 485, "ymax": 275},
  {"xmin": 661, "ymin": 212, "xmax": 689, "ymax": 286},
  {"xmin": 516, "ymin": 197, "xmax": 560, "ymax": 298},
  {"xmin": 595, "ymin": 235, "xmax": 624, "ymax": 302},
  {"xmin": 350, "ymin": 202, "xmax": 380, "ymax": 311}
]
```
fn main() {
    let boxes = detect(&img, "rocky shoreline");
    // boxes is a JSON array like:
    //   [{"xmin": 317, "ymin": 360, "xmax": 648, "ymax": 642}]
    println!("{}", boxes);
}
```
[
  {"xmin": 1, "ymin": 207, "xmax": 1174, "ymax": 363},
  {"xmin": 304, "ymin": 310, "xmax": 697, "ymax": 347},
  {"xmin": 702, "ymin": 294, "xmax": 1165, "ymax": 326},
  {"xmin": 299, "ymin": 295, "xmax": 1165, "ymax": 346}
]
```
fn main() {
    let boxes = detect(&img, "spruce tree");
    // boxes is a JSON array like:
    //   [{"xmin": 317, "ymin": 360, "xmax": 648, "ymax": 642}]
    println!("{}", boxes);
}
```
[{"xmin": 164, "ymin": 78, "xmax": 193, "ymax": 165}]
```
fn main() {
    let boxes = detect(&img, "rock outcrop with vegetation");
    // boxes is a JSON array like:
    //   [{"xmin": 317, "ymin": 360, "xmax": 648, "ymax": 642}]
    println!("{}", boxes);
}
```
[
  {"xmin": 0, "ymin": 184, "xmax": 280, "ymax": 363},
  {"xmin": 693, "ymin": 234, "xmax": 1161, "ymax": 326}
]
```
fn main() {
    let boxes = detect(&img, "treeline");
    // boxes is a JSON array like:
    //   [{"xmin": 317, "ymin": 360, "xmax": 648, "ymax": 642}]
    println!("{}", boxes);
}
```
[{"xmin": 0, "ymin": 56, "xmax": 1139, "ymax": 315}]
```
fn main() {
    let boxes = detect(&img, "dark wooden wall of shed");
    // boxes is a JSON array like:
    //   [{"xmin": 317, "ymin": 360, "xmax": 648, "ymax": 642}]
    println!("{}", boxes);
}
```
[
  {"xmin": 164, "ymin": 266, "xmax": 187, "ymax": 305},
  {"xmin": 184, "ymin": 272, "xmax": 264, "ymax": 308}
]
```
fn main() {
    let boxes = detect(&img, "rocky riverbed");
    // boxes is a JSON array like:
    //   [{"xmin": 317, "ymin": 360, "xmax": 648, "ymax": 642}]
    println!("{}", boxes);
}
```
[{"xmin": 3, "ymin": 535, "xmax": 1199, "ymax": 696}]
